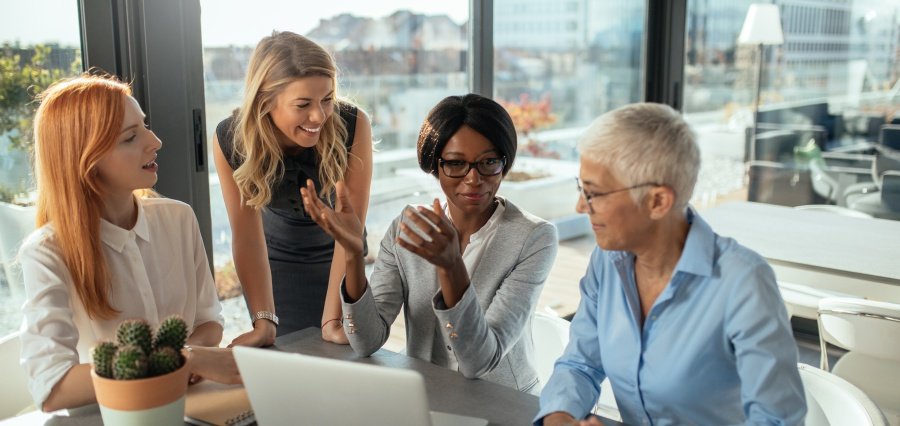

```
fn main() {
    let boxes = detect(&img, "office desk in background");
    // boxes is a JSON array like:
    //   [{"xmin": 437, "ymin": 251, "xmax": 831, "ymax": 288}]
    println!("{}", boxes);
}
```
[
  {"xmin": 702, "ymin": 201, "xmax": 900, "ymax": 302},
  {"xmin": 1, "ymin": 327, "xmax": 620, "ymax": 426}
]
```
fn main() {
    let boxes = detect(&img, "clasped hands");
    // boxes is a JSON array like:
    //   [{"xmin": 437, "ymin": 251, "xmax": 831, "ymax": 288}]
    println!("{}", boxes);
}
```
[{"xmin": 300, "ymin": 179, "xmax": 461, "ymax": 268}]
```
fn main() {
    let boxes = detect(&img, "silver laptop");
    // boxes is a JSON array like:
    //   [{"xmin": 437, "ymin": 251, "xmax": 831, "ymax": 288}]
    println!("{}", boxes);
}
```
[{"xmin": 233, "ymin": 347, "xmax": 488, "ymax": 426}]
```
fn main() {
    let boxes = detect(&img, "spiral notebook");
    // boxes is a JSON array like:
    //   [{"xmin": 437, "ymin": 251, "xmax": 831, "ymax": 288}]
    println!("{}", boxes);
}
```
[{"xmin": 184, "ymin": 381, "xmax": 256, "ymax": 426}]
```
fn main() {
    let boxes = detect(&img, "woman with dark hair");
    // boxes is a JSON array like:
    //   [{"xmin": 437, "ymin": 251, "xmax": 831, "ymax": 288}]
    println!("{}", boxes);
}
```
[{"xmin": 301, "ymin": 94, "xmax": 558, "ymax": 393}]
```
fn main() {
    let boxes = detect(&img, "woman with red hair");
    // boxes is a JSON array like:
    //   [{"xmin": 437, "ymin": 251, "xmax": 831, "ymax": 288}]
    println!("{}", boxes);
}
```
[{"xmin": 19, "ymin": 74, "xmax": 238, "ymax": 412}]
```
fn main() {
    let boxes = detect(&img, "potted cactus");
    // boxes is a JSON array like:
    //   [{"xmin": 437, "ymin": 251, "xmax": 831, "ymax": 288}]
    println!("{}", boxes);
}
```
[{"xmin": 90, "ymin": 315, "xmax": 192, "ymax": 425}]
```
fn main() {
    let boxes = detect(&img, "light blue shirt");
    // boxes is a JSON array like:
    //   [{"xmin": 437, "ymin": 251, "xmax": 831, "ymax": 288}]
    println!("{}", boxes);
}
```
[{"xmin": 535, "ymin": 210, "xmax": 806, "ymax": 425}]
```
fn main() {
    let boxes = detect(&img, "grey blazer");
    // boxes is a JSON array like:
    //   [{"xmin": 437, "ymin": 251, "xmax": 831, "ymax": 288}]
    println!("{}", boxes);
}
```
[{"xmin": 341, "ymin": 198, "xmax": 558, "ymax": 394}]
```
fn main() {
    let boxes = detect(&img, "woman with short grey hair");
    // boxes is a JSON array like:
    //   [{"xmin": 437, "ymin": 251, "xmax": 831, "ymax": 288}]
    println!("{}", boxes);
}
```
[
  {"xmin": 577, "ymin": 102, "xmax": 700, "ymax": 211},
  {"xmin": 536, "ymin": 103, "xmax": 805, "ymax": 425}
]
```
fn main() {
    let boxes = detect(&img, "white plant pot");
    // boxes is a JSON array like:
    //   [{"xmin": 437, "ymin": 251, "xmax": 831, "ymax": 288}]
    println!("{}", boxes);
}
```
[
  {"xmin": 499, "ymin": 158, "xmax": 590, "ymax": 240},
  {"xmin": 91, "ymin": 359, "xmax": 191, "ymax": 426},
  {"xmin": 499, "ymin": 157, "xmax": 579, "ymax": 219}
]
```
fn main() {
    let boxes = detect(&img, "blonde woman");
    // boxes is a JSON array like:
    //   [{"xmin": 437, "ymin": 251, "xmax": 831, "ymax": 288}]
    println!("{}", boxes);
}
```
[
  {"xmin": 20, "ymin": 74, "xmax": 239, "ymax": 412},
  {"xmin": 214, "ymin": 31, "xmax": 373, "ymax": 345}
]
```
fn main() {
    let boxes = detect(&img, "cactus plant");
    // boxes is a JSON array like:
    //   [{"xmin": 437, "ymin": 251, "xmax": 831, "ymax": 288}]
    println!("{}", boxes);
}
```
[
  {"xmin": 117, "ymin": 319, "xmax": 153, "ymax": 355},
  {"xmin": 92, "ymin": 341, "xmax": 118, "ymax": 378},
  {"xmin": 94, "ymin": 316, "xmax": 189, "ymax": 381},
  {"xmin": 153, "ymin": 315, "xmax": 188, "ymax": 351},
  {"xmin": 113, "ymin": 344, "xmax": 149, "ymax": 380},
  {"xmin": 148, "ymin": 346, "xmax": 182, "ymax": 376}
]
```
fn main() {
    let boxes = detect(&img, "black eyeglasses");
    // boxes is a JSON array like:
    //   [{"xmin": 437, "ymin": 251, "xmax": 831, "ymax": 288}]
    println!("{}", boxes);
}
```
[
  {"xmin": 438, "ymin": 157, "xmax": 506, "ymax": 178},
  {"xmin": 575, "ymin": 177, "xmax": 661, "ymax": 213}
]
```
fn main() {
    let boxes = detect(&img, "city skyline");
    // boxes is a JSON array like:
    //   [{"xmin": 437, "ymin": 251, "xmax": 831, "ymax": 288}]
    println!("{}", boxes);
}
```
[{"xmin": 1, "ymin": 0, "xmax": 468, "ymax": 46}]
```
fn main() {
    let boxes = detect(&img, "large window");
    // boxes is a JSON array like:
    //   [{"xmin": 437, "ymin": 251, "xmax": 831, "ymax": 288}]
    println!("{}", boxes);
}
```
[
  {"xmin": 200, "ymin": 1, "xmax": 469, "ymax": 338},
  {"xmin": 0, "ymin": 1, "xmax": 83, "ymax": 337},
  {"xmin": 683, "ymin": 0, "xmax": 900, "ymax": 217},
  {"xmin": 493, "ymin": 0, "xmax": 647, "ymax": 232}
]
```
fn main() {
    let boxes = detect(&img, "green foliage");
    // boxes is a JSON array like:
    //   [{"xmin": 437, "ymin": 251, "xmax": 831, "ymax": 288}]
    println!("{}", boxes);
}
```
[
  {"xmin": 148, "ymin": 346, "xmax": 182, "ymax": 376},
  {"xmin": 92, "ymin": 341, "xmax": 118, "ymax": 379},
  {"xmin": 153, "ymin": 315, "xmax": 188, "ymax": 351},
  {"xmin": 113, "ymin": 344, "xmax": 149, "ymax": 380},
  {"xmin": 0, "ymin": 42, "xmax": 82, "ymax": 154},
  {"xmin": 116, "ymin": 319, "xmax": 153, "ymax": 356}
]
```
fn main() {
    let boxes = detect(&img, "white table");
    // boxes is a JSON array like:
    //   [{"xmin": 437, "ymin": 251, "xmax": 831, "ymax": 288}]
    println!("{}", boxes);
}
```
[{"xmin": 702, "ymin": 202, "xmax": 900, "ymax": 303}]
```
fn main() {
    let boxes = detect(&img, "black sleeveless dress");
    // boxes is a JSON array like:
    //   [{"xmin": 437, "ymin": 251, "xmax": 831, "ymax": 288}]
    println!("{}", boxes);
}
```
[{"xmin": 216, "ymin": 105, "xmax": 360, "ymax": 336}]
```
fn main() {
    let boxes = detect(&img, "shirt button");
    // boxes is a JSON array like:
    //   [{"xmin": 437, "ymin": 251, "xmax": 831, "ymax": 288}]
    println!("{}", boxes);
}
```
[{"xmin": 446, "ymin": 345, "xmax": 452, "ymax": 351}]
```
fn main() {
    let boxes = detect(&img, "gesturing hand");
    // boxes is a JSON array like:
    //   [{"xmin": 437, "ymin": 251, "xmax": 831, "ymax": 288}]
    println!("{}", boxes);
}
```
[
  {"xmin": 395, "ymin": 198, "xmax": 461, "ymax": 269},
  {"xmin": 301, "ymin": 180, "xmax": 365, "ymax": 256}
]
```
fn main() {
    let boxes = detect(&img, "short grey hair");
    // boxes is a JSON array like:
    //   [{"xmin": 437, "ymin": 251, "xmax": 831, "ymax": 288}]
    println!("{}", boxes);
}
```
[{"xmin": 577, "ymin": 103, "xmax": 700, "ymax": 211}]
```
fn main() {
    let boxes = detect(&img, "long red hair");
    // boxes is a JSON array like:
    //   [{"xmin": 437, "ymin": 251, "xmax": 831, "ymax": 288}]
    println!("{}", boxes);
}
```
[{"xmin": 33, "ymin": 74, "xmax": 132, "ymax": 320}]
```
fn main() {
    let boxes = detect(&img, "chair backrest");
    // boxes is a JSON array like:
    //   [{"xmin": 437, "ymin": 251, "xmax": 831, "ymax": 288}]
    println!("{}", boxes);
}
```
[
  {"xmin": 0, "ymin": 332, "xmax": 33, "ymax": 419},
  {"xmin": 531, "ymin": 311, "xmax": 570, "ymax": 386},
  {"xmin": 880, "ymin": 171, "xmax": 900, "ymax": 211},
  {"xmin": 798, "ymin": 363, "xmax": 887, "ymax": 426},
  {"xmin": 879, "ymin": 124, "xmax": 900, "ymax": 151},
  {"xmin": 818, "ymin": 298, "xmax": 900, "ymax": 360}
]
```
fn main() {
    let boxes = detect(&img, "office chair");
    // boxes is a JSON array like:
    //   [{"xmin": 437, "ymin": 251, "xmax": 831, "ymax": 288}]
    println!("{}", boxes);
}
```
[
  {"xmin": 798, "ymin": 363, "xmax": 887, "ymax": 426},
  {"xmin": 531, "ymin": 310, "xmax": 620, "ymax": 422},
  {"xmin": 818, "ymin": 298, "xmax": 900, "ymax": 425}
]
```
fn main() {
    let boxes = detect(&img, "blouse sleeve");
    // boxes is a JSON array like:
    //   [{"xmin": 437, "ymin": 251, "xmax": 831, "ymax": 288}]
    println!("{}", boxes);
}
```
[
  {"xmin": 433, "ymin": 221, "xmax": 558, "ymax": 379},
  {"xmin": 341, "ymin": 217, "xmax": 406, "ymax": 356},
  {"xmin": 18, "ymin": 233, "xmax": 82, "ymax": 409}
]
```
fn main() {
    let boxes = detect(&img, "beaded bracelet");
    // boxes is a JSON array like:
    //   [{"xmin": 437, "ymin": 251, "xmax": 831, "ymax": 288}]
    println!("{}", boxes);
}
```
[{"xmin": 321, "ymin": 318, "xmax": 342, "ymax": 328}]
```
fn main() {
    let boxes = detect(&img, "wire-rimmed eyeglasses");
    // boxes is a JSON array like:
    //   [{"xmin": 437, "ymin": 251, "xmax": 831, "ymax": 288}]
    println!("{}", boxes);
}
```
[
  {"xmin": 438, "ymin": 157, "xmax": 506, "ymax": 178},
  {"xmin": 575, "ymin": 177, "xmax": 661, "ymax": 213}
]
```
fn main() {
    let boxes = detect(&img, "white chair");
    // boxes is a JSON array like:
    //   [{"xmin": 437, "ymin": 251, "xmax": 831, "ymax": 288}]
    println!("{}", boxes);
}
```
[
  {"xmin": 0, "ymin": 332, "xmax": 33, "ymax": 419},
  {"xmin": 778, "ymin": 281, "xmax": 851, "ymax": 320},
  {"xmin": 818, "ymin": 298, "xmax": 900, "ymax": 425},
  {"xmin": 798, "ymin": 363, "xmax": 887, "ymax": 426},
  {"xmin": 531, "ymin": 310, "xmax": 620, "ymax": 422}
]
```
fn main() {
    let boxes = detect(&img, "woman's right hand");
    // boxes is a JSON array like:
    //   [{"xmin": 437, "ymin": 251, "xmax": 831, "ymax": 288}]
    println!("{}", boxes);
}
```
[
  {"xmin": 228, "ymin": 320, "xmax": 276, "ymax": 347},
  {"xmin": 301, "ymin": 180, "xmax": 365, "ymax": 256},
  {"xmin": 188, "ymin": 346, "xmax": 242, "ymax": 385}
]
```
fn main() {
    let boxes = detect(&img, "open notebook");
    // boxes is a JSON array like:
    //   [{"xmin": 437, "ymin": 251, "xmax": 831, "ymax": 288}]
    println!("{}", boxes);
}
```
[{"xmin": 184, "ymin": 381, "xmax": 255, "ymax": 426}]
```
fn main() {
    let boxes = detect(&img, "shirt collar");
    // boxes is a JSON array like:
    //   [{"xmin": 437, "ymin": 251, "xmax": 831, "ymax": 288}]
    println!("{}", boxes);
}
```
[
  {"xmin": 671, "ymin": 207, "xmax": 715, "ymax": 277},
  {"xmin": 444, "ymin": 198, "xmax": 506, "ymax": 243},
  {"xmin": 609, "ymin": 207, "xmax": 715, "ymax": 278},
  {"xmin": 100, "ymin": 197, "xmax": 151, "ymax": 252}
]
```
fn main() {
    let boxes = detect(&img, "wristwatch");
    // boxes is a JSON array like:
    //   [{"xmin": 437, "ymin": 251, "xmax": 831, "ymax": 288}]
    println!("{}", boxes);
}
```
[{"xmin": 251, "ymin": 311, "xmax": 279, "ymax": 327}]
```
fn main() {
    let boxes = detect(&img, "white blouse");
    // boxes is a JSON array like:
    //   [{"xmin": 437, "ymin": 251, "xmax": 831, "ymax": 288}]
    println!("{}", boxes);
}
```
[
  {"xmin": 18, "ymin": 197, "xmax": 223, "ymax": 407},
  {"xmin": 448, "ymin": 200, "xmax": 506, "ymax": 277}
]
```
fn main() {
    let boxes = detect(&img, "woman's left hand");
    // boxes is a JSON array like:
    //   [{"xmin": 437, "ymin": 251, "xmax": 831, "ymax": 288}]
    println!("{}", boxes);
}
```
[
  {"xmin": 396, "ymin": 199, "xmax": 461, "ymax": 269},
  {"xmin": 321, "ymin": 319, "xmax": 349, "ymax": 344}
]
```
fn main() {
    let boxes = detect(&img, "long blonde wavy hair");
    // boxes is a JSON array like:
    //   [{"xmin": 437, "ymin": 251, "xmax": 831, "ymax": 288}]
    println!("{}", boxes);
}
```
[
  {"xmin": 33, "ymin": 74, "xmax": 134, "ymax": 320},
  {"xmin": 232, "ymin": 31, "xmax": 349, "ymax": 208}
]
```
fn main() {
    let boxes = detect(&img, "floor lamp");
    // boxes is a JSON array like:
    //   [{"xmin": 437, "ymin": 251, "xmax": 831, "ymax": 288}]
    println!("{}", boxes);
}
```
[{"xmin": 738, "ymin": 4, "xmax": 784, "ymax": 164}]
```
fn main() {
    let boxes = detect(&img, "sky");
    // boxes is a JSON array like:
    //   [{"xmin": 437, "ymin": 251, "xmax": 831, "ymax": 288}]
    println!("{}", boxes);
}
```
[{"xmin": 0, "ymin": 0, "xmax": 469, "ymax": 47}]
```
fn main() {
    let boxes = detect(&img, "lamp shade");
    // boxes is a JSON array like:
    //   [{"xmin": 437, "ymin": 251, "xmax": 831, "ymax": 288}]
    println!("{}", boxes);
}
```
[{"xmin": 738, "ymin": 4, "xmax": 784, "ymax": 45}]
